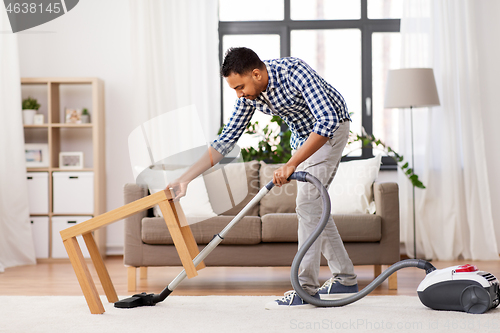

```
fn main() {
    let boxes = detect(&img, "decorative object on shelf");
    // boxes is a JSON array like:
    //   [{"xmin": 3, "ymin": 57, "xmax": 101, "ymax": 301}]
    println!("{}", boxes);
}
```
[
  {"xmin": 25, "ymin": 143, "xmax": 49, "ymax": 167},
  {"xmin": 81, "ymin": 108, "xmax": 91, "ymax": 123},
  {"xmin": 384, "ymin": 68, "xmax": 440, "ymax": 259},
  {"xmin": 59, "ymin": 151, "xmax": 84, "ymax": 169},
  {"xmin": 33, "ymin": 114, "xmax": 44, "ymax": 125},
  {"xmin": 22, "ymin": 96, "xmax": 41, "ymax": 125},
  {"xmin": 65, "ymin": 108, "xmax": 82, "ymax": 124}
]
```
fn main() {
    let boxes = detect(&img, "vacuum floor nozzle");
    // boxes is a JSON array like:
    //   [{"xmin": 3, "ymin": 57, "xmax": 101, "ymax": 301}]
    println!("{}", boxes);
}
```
[{"xmin": 114, "ymin": 293, "xmax": 156, "ymax": 308}]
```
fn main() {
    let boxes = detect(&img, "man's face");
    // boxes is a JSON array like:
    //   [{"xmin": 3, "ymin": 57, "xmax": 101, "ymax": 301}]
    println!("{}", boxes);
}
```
[{"xmin": 225, "ymin": 69, "xmax": 266, "ymax": 100}]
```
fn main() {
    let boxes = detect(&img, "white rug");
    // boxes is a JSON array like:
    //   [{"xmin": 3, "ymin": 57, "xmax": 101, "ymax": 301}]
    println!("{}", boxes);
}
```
[{"xmin": 0, "ymin": 295, "xmax": 499, "ymax": 333}]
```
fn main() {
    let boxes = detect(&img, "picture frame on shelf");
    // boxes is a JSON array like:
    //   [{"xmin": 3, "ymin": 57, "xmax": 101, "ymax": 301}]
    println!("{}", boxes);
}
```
[
  {"xmin": 33, "ymin": 114, "xmax": 44, "ymax": 125},
  {"xmin": 25, "ymin": 143, "xmax": 49, "ymax": 167},
  {"xmin": 65, "ymin": 108, "xmax": 82, "ymax": 124},
  {"xmin": 59, "ymin": 152, "xmax": 84, "ymax": 169}
]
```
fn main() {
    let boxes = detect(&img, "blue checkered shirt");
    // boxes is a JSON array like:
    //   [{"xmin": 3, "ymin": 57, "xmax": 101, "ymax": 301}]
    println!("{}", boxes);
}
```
[{"xmin": 212, "ymin": 57, "xmax": 350, "ymax": 156}]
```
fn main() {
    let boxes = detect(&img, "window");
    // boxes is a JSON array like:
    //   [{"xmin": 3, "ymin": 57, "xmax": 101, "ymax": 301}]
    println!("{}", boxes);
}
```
[{"xmin": 219, "ymin": 0, "xmax": 401, "ymax": 167}]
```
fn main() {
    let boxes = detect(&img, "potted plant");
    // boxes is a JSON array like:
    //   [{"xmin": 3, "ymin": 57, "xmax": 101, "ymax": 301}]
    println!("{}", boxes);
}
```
[
  {"xmin": 218, "ymin": 116, "xmax": 291, "ymax": 164},
  {"xmin": 223, "ymin": 117, "xmax": 425, "ymax": 189},
  {"xmin": 81, "ymin": 108, "xmax": 90, "ymax": 123},
  {"xmin": 22, "ymin": 97, "xmax": 41, "ymax": 125}
]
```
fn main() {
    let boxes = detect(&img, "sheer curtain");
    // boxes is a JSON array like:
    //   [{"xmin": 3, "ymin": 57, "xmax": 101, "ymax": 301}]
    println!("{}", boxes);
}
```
[
  {"xmin": 399, "ymin": 0, "xmax": 499, "ymax": 260},
  {"xmin": 0, "ymin": 6, "xmax": 36, "ymax": 272},
  {"xmin": 129, "ymin": 0, "xmax": 220, "ymax": 147}
]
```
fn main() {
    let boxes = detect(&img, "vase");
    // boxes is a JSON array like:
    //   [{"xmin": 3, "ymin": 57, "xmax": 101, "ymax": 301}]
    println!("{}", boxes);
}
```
[
  {"xmin": 81, "ymin": 114, "xmax": 90, "ymax": 123},
  {"xmin": 22, "ymin": 110, "xmax": 37, "ymax": 125}
]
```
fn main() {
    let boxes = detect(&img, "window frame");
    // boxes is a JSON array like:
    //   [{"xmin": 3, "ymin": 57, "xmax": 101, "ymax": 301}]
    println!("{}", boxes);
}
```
[{"xmin": 219, "ymin": 0, "xmax": 400, "ymax": 169}]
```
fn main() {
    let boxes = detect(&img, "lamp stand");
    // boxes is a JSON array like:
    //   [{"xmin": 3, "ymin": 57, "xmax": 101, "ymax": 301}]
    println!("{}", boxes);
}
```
[{"xmin": 410, "ymin": 106, "xmax": 417, "ymax": 259}]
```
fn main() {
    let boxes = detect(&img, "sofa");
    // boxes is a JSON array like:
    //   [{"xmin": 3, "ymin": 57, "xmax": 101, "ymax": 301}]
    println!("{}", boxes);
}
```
[{"xmin": 123, "ymin": 160, "xmax": 400, "ymax": 291}]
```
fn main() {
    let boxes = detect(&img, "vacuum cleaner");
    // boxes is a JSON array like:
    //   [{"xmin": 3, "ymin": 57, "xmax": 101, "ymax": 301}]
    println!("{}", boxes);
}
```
[{"xmin": 115, "ymin": 171, "xmax": 500, "ymax": 314}]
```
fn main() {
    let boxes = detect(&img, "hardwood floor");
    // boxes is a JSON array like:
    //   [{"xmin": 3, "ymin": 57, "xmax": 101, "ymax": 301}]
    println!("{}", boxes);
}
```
[{"xmin": 1, "ymin": 256, "xmax": 499, "ymax": 297}]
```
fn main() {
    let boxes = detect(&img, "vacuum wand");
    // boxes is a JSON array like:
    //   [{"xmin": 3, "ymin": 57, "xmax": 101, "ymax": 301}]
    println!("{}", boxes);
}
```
[{"xmin": 115, "ymin": 180, "xmax": 275, "ymax": 308}]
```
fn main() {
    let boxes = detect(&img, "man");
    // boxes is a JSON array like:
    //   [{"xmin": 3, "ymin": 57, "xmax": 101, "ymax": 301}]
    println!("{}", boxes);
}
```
[{"xmin": 167, "ymin": 47, "xmax": 358, "ymax": 309}]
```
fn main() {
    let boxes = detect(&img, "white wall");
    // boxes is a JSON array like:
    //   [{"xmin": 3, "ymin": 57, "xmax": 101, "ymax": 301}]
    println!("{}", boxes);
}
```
[
  {"xmin": 18, "ymin": 0, "xmax": 140, "ymax": 254},
  {"xmin": 474, "ymin": 0, "xmax": 500, "ymax": 249},
  {"xmin": 17, "ymin": 0, "xmax": 500, "ymax": 255},
  {"xmin": 377, "ymin": 170, "xmax": 397, "ymax": 183}
]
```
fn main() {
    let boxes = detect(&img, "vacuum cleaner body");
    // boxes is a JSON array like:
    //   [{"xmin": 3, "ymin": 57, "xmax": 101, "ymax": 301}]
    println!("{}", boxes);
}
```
[{"xmin": 417, "ymin": 264, "xmax": 500, "ymax": 314}]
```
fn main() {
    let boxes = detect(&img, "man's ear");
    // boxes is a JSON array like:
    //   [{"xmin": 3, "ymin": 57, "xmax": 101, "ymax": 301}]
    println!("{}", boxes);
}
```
[{"xmin": 252, "ymin": 68, "xmax": 262, "ymax": 81}]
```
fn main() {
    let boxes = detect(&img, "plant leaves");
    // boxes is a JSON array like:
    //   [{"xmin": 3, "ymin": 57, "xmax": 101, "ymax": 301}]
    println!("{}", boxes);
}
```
[{"xmin": 343, "ymin": 126, "xmax": 426, "ymax": 189}]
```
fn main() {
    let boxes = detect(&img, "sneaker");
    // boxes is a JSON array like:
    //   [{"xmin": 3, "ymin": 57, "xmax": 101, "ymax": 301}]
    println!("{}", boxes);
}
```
[
  {"xmin": 317, "ymin": 277, "xmax": 358, "ymax": 300},
  {"xmin": 265, "ymin": 290, "xmax": 320, "ymax": 310}
]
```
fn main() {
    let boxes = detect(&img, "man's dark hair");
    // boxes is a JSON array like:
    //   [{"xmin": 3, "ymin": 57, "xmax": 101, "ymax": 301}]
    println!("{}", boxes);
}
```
[{"xmin": 220, "ymin": 47, "xmax": 265, "ymax": 77}]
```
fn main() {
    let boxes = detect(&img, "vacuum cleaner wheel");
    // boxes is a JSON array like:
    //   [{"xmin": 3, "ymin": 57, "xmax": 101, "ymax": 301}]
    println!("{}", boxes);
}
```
[{"xmin": 460, "ymin": 285, "xmax": 490, "ymax": 314}]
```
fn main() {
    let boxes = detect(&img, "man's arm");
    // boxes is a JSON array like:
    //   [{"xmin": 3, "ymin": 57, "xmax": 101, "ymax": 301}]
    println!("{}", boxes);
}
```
[
  {"xmin": 272, "ymin": 132, "xmax": 328, "ymax": 186},
  {"xmin": 166, "ymin": 147, "xmax": 223, "ymax": 200},
  {"xmin": 167, "ymin": 100, "xmax": 255, "ymax": 200}
]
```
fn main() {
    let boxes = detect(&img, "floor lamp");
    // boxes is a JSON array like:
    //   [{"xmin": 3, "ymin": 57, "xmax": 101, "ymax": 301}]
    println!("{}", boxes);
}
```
[{"xmin": 384, "ymin": 68, "xmax": 440, "ymax": 259}]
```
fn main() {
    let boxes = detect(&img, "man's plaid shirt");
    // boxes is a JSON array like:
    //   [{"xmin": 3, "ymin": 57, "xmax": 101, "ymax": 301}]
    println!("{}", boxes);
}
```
[{"xmin": 211, "ymin": 57, "xmax": 350, "ymax": 156}]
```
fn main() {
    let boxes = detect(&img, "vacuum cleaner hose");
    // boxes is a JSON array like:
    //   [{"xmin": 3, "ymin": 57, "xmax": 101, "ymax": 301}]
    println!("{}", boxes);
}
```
[
  {"xmin": 115, "ymin": 171, "xmax": 436, "ymax": 309},
  {"xmin": 287, "ymin": 171, "xmax": 435, "ymax": 307}
]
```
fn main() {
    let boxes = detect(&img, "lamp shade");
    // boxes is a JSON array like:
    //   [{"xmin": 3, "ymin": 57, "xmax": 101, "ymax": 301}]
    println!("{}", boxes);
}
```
[{"xmin": 384, "ymin": 68, "xmax": 440, "ymax": 108}]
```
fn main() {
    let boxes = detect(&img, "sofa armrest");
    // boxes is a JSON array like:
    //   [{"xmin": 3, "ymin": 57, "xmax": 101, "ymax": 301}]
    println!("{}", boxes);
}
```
[
  {"xmin": 373, "ymin": 182, "xmax": 400, "ymax": 262},
  {"xmin": 123, "ymin": 183, "xmax": 149, "ymax": 266}
]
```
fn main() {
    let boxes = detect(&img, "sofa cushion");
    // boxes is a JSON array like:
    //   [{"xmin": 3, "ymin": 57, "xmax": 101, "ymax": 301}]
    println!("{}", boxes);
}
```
[
  {"xmin": 141, "ymin": 215, "xmax": 262, "ymax": 245},
  {"xmin": 259, "ymin": 162, "xmax": 297, "ymax": 216},
  {"xmin": 328, "ymin": 155, "xmax": 382, "ymax": 214},
  {"xmin": 261, "ymin": 213, "xmax": 382, "ymax": 243},
  {"xmin": 204, "ymin": 160, "xmax": 261, "ymax": 216}
]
